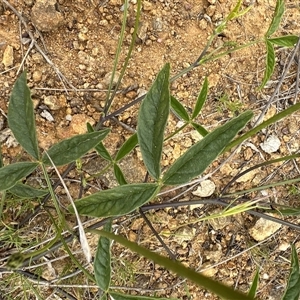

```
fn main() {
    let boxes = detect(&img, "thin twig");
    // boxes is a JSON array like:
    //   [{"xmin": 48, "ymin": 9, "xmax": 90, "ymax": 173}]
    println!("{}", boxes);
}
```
[{"xmin": 139, "ymin": 208, "xmax": 176, "ymax": 260}]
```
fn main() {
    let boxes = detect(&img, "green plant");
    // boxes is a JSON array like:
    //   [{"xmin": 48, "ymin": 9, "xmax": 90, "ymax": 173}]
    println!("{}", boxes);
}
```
[
  {"xmin": 1, "ymin": 0, "xmax": 300, "ymax": 299},
  {"xmin": 1, "ymin": 64, "xmax": 253, "ymax": 299},
  {"xmin": 217, "ymin": 92, "xmax": 243, "ymax": 115},
  {"xmin": 282, "ymin": 245, "xmax": 300, "ymax": 300}
]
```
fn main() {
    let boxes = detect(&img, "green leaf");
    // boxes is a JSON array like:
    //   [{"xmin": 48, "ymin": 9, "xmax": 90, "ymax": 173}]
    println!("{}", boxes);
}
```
[
  {"xmin": 115, "ymin": 133, "xmax": 138, "ymax": 161},
  {"xmin": 109, "ymin": 292, "xmax": 175, "ymax": 300},
  {"xmin": 72, "ymin": 183, "xmax": 159, "ymax": 217},
  {"xmin": 191, "ymin": 122, "xmax": 209, "ymax": 137},
  {"xmin": 87, "ymin": 123, "xmax": 112, "ymax": 161},
  {"xmin": 95, "ymin": 142, "xmax": 113, "ymax": 162},
  {"xmin": 42, "ymin": 130, "xmax": 110, "ymax": 166},
  {"xmin": 226, "ymin": 0, "xmax": 242, "ymax": 20},
  {"xmin": 226, "ymin": 0, "xmax": 252, "ymax": 21},
  {"xmin": 86, "ymin": 122, "xmax": 94, "ymax": 133},
  {"xmin": 162, "ymin": 111, "xmax": 253, "ymax": 185},
  {"xmin": 259, "ymin": 40, "xmax": 275, "ymax": 89},
  {"xmin": 8, "ymin": 71, "xmax": 39, "ymax": 160},
  {"xmin": 191, "ymin": 77, "xmax": 208, "ymax": 119},
  {"xmin": 248, "ymin": 268, "xmax": 259, "ymax": 299},
  {"xmin": 277, "ymin": 208, "xmax": 300, "ymax": 216},
  {"xmin": 137, "ymin": 63, "xmax": 170, "ymax": 180},
  {"xmin": 8, "ymin": 183, "xmax": 48, "ymax": 198},
  {"xmin": 113, "ymin": 164, "xmax": 127, "ymax": 185},
  {"xmin": 282, "ymin": 245, "xmax": 300, "ymax": 300},
  {"xmin": 0, "ymin": 162, "xmax": 39, "ymax": 191},
  {"xmin": 170, "ymin": 96, "xmax": 190, "ymax": 121},
  {"xmin": 91, "ymin": 230, "xmax": 254, "ymax": 300},
  {"xmin": 268, "ymin": 35, "xmax": 299, "ymax": 47},
  {"xmin": 95, "ymin": 219, "xmax": 112, "ymax": 291},
  {"xmin": 266, "ymin": 0, "xmax": 284, "ymax": 37}
]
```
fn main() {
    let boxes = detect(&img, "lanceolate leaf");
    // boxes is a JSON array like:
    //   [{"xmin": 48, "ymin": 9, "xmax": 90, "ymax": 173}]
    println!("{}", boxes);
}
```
[
  {"xmin": 277, "ymin": 207, "xmax": 300, "ymax": 216},
  {"xmin": 137, "ymin": 63, "xmax": 170, "ymax": 180},
  {"xmin": 192, "ymin": 122, "xmax": 208, "ymax": 137},
  {"xmin": 42, "ymin": 130, "xmax": 110, "ymax": 166},
  {"xmin": 95, "ymin": 142, "xmax": 113, "ymax": 162},
  {"xmin": 268, "ymin": 35, "xmax": 299, "ymax": 47},
  {"xmin": 259, "ymin": 40, "xmax": 275, "ymax": 89},
  {"xmin": 9, "ymin": 183, "xmax": 48, "ymax": 198},
  {"xmin": 162, "ymin": 111, "xmax": 253, "ymax": 185},
  {"xmin": 113, "ymin": 164, "xmax": 127, "ymax": 185},
  {"xmin": 170, "ymin": 96, "xmax": 190, "ymax": 121},
  {"xmin": 282, "ymin": 245, "xmax": 300, "ymax": 300},
  {"xmin": 248, "ymin": 268, "xmax": 259, "ymax": 299},
  {"xmin": 8, "ymin": 71, "xmax": 39, "ymax": 160},
  {"xmin": 87, "ymin": 123, "xmax": 112, "ymax": 161},
  {"xmin": 115, "ymin": 133, "xmax": 138, "ymax": 161},
  {"xmin": 192, "ymin": 77, "xmax": 208, "ymax": 119},
  {"xmin": 72, "ymin": 183, "xmax": 159, "ymax": 217},
  {"xmin": 95, "ymin": 219, "xmax": 112, "ymax": 291},
  {"xmin": 109, "ymin": 292, "xmax": 175, "ymax": 300},
  {"xmin": 0, "ymin": 162, "xmax": 39, "ymax": 191},
  {"xmin": 266, "ymin": 0, "xmax": 284, "ymax": 37}
]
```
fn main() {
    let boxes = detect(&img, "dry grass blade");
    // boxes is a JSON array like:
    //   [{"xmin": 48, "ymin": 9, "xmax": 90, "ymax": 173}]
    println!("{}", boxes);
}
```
[{"xmin": 43, "ymin": 151, "xmax": 91, "ymax": 264}]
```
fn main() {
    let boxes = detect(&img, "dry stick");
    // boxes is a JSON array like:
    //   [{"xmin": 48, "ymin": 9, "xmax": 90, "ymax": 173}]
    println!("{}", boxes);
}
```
[
  {"xmin": 139, "ymin": 208, "xmax": 176, "ymax": 261},
  {"xmin": 1, "ymin": 0, "xmax": 76, "ymax": 91},
  {"xmin": 95, "ymin": 93, "xmax": 145, "ymax": 129},
  {"xmin": 16, "ymin": 39, "xmax": 35, "ymax": 75},
  {"xmin": 141, "ymin": 198, "xmax": 300, "ymax": 232},
  {"xmin": 138, "ymin": 173, "xmax": 177, "ymax": 260},
  {"xmin": 220, "ymin": 153, "xmax": 300, "ymax": 195},
  {"xmin": 44, "ymin": 152, "xmax": 91, "ymax": 264},
  {"xmin": 254, "ymin": 35, "xmax": 300, "ymax": 126},
  {"xmin": 15, "ymin": 199, "xmax": 232, "ymax": 267},
  {"xmin": 5, "ymin": 196, "xmax": 300, "ymax": 282}
]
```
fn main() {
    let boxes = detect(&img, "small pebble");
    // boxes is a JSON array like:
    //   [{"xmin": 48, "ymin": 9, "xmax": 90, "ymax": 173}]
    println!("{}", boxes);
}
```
[
  {"xmin": 103, "ymin": 71, "xmax": 120, "ymax": 87},
  {"xmin": 41, "ymin": 110, "xmax": 54, "ymax": 122},
  {"xmin": 192, "ymin": 180, "xmax": 216, "ymax": 197},
  {"xmin": 32, "ymin": 70, "xmax": 42, "ymax": 82},
  {"xmin": 2, "ymin": 45, "xmax": 14, "ymax": 68},
  {"xmin": 260, "ymin": 135, "xmax": 281, "ymax": 153}
]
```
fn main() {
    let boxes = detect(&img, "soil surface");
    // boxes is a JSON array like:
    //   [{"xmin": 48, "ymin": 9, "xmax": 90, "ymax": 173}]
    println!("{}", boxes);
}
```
[{"xmin": 0, "ymin": 0, "xmax": 300, "ymax": 299}]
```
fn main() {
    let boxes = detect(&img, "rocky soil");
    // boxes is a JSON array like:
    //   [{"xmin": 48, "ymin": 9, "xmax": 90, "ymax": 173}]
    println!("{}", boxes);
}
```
[{"xmin": 0, "ymin": 0, "xmax": 300, "ymax": 299}]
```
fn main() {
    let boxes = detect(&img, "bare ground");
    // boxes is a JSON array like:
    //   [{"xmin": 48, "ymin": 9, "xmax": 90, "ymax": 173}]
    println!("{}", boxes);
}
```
[{"xmin": 0, "ymin": 0, "xmax": 300, "ymax": 299}]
